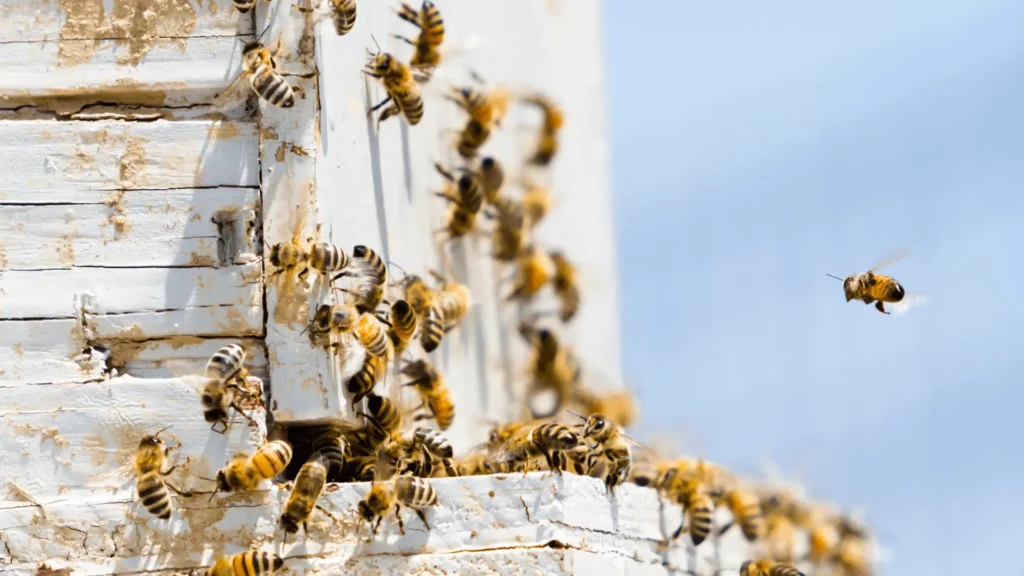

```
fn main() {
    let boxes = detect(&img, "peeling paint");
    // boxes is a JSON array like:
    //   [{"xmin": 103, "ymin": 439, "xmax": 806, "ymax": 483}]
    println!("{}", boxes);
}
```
[
  {"xmin": 57, "ymin": 0, "xmax": 106, "ymax": 67},
  {"xmin": 109, "ymin": 0, "xmax": 199, "ymax": 66}
]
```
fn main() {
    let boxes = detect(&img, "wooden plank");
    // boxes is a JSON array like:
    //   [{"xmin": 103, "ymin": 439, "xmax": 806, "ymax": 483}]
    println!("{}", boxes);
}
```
[
  {"xmin": 110, "ymin": 337, "xmax": 268, "ymax": 381},
  {"xmin": 0, "ymin": 264, "xmax": 260, "ymax": 319},
  {"xmin": 0, "ymin": 120, "xmax": 259, "ymax": 197},
  {"xmin": 0, "ymin": 377, "xmax": 266, "ymax": 501},
  {"xmin": 0, "ymin": 319, "xmax": 104, "ymax": 386},
  {"xmin": 0, "ymin": 0, "xmax": 251, "ymax": 44},
  {"xmin": 0, "ymin": 187, "xmax": 258, "ymax": 270},
  {"xmin": 89, "ymin": 304, "xmax": 263, "ymax": 341}
]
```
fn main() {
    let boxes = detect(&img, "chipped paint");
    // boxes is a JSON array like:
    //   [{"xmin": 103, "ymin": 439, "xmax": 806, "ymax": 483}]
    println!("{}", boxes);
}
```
[
  {"xmin": 109, "ymin": 0, "xmax": 199, "ymax": 66},
  {"xmin": 57, "ymin": 0, "xmax": 106, "ymax": 67}
]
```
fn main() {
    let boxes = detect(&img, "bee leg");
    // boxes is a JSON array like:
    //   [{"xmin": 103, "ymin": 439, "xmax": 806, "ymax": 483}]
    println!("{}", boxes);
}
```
[
  {"xmin": 211, "ymin": 420, "xmax": 229, "ymax": 435},
  {"xmin": 392, "ymin": 34, "xmax": 417, "ymax": 46},
  {"xmin": 716, "ymin": 520, "xmax": 734, "ymax": 537},
  {"xmin": 414, "ymin": 507, "xmax": 431, "ymax": 531},
  {"xmin": 444, "ymin": 459, "xmax": 457, "ymax": 477},
  {"xmin": 230, "ymin": 403, "xmax": 258, "ymax": 426},
  {"xmin": 369, "ymin": 95, "xmax": 393, "ymax": 113},
  {"xmin": 394, "ymin": 504, "xmax": 406, "ymax": 535},
  {"xmin": 671, "ymin": 519, "xmax": 687, "ymax": 540},
  {"xmin": 373, "ymin": 516, "xmax": 383, "ymax": 536},
  {"xmin": 164, "ymin": 481, "xmax": 194, "ymax": 498},
  {"xmin": 875, "ymin": 301, "xmax": 890, "ymax": 314},
  {"xmin": 378, "ymin": 104, "xmax": 402, "ymax": 124}
]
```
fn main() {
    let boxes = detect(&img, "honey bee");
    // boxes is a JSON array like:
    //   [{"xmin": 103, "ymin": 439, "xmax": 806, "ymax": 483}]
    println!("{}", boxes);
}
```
[
  {"xmin": 363, "ymin": 43, "xmax": 424, "ymax": 125},
  {"xmin": 394, "ymin": 1, "xmax": 445, "ymax": 81},
  {"xmin": 478, "ymin": 157, "xmax": 504, "ymax": 203},
  {"xmin": 507, "ymin": 245, "xmax": 554, "ymax": 303},
  {"xmin": 215, "ymin": 40, "xmax": 308, "ymax": 110},
  {"xmin": 197, "ymin": 343, "xmax": 260, "ymax": 433},
  {"xmin": 401, "ymin": 359, "xmax": 454, "ymax": 430},
  {"xmin": 206, "ymin": 551, "xmax": 285, "ymax": 576},
  {"xmin": 434, "ymin": 163, "xmax": 485, "ymax": 240},
  {"xmin": 304, "ymin": 302, "xmax": 358, "ymax": 349},
  {"xmin": 521, "ymin": 181, "xmax": 553, "ymax": 229},
  {"xmin": 489, "ymin": 196, "xmax": 528, "ymax": 262},
  {"xmin": 718, "ymin": 485, "xmax": 766, "ymax": 542},
  {"xmin": 669, "ymin": 476, "xmax": 716, "ymax": 546},
  {"xmin": 280, "ymin": 453, "xmax": 330, "ymax": 535},
  {"xmin": 429, "ymin": 269, "xmax": 471, "ymax": 332},
  {"xmin": 310, "ymin": 424, "xmax": 346, "ymax": 481},
  {"xmin": 454, "ymin": 119, "xmax": 492, "ymax": 160},
  {"xmin": 740, "ymin": 560, "xmax": 805, "ymax": 576},
  {"xmin": 347, "ymin": 352, "xmax": 388, "ymax": 404},
  {"xmin": 398, "ymin": 274, "xmax": 436, "ymax": 316},
  {"xmin": 492, "ymin": 421, "xmax": 581, "ymax": 475},
  {"xmin": 419, "ymin": 303, "xmax": 446, "ymax": 353},
  {"xmin": 447, "ymin": 83, "xmax": 510, "ymax": 158},
  {"xmin": 572, "ymin": 412, "xmax": 632, "ymax": 491},
  {"xmin": 334, "ymin": 245, "xmax": 389, "ymax": 315},
  {"xmin": 329, "ymin": 0, "xmax": 357, "ymax": 35},
  {"xmin": 357, "ymin": 475, "xmax": 438, "ymax": 535},
  {"xmin": 520, "ymin": 323, "xmax": 582, "ymax": 419},
  {"xmin": 450, "ymin": 451, "xmax": 489, "ymax": 476},
  {"xmin": 362, "ymin": 393, "xmax": 404, "ymax": 439},
  {"xmin": 211, "ymin": 440, "xmax": 293, "ymax": 498},
  {"xmin": 134, "ymin": 426, "xmax": 191, "ymax": 520},
  {"xmin": 387, "ymin": 299, "xmax": 418, "ymax": 357},
  {"xmin": 827, "ymin": 252, "xmax": 927, "ymax": 315},
  {"xmin": 343, "ymin": 455, "xmax": 378, "ymax": 482},
  {"xmin": 549, "ymin": 250, "xmax": 579, "ymax": 322},
  {"xmin": 266, "ymin": 217, "xmax": 345, "ymax": 296},
  {"xmin": 355, "ymin": 311, "xmax": 391, "ymax": 358},
  {"xmin": 524, "ymin": 94, "xmax": 564, "ymax": 166},
  {"xmin": 411, "ymin": 427, "xmax": 457, "ymax": 477}
]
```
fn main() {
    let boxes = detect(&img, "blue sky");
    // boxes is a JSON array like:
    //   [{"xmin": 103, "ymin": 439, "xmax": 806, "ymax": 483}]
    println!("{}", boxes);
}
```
[{"xmin": 602, "ymin": 0, "xmax": 1024, "ymax": 573}]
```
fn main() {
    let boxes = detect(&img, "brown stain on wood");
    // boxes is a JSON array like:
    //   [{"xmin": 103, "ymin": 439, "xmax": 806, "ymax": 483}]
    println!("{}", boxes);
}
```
[
  {"xmin": 109, "ymin": 0, "xmax": 198, "ymax": 66},
  {"xmin": 56, "ymin": 234, "xmax": 76, "ymax": 267},
  {"xmin": 58, "ymin": 0, "xmax": 106, "ymax": 67}
]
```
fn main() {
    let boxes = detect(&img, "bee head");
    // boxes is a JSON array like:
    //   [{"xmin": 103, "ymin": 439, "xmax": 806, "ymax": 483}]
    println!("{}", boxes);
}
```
[
  {"xmin": 205, "ymin": 407, "xmax": 228, "ymax": 424},
  {"xmin": 357, "ymin": 499, "xmax": 374, "ymax": 522},
  {"xmin": 391, "ymin": 299, "xmax": 411, "ymax": 317},
  {"xmin": 138, "ymin": 435, "xmax": 163, "ymax": 448},
  {"xmin": 353, "ymin": 245, "xmax": 369, "ymax": 259},
  {"xmin": 739, "ymin": 561, "xmax": 753, "ymax": 576},
  {"xmin": 585, "ymin": 414, "xmax": 610, "ymax": 440},
  {"xmin": 842, "ymin": 277, "xmax": 856, "ymax": 302},
  {"xmin": 279, "ymin": 513, "xmax": 300, "ymax": 534},
  {"xmin": 889, "ymin": 281, "xmax": 906, "ymax": 302},
  {"xmin": 215, "ymin": 470, "xmax": 230, "ymax": 492}
]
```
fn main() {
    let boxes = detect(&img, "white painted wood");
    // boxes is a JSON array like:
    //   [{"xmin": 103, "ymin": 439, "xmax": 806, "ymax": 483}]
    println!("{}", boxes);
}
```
[
  {"xmin": 0, "ymin": 120, "xmax": 259, "ymax": 196},
  {"xmin": 0, "ymin": 319, "xmax": 104, "ymax": 386}
]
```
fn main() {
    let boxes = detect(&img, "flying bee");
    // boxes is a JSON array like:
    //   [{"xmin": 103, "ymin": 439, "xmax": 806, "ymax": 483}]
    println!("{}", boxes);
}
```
[
  {"xmin": 329, "ymin": 0, "xmax": 358, "ymax": 35},
  {"xmin": 488, "ymin": 196, "xmax": 528, "ymax": 262},
  {"xmin": 669, "ymin": 476, "xmax": 716, "ymax": 546},
  {"xmin": 215, "ymin": 39, "xmax": 312, "ymax": 110},
  {"xmin": 519, "ymin": 322, "xmax": 582, "ymax": 419},
  {"xmin": 309, "ymin": 424, "xmax": 346, "ymax": 481},
  {"xmin": 453, "ymin": 118, "xmax": 491, "ymax": 160},
  {"xmin": 210, "ymin": 440, "xmax": 293, "ymax": 498},
  {"xmin": 333, "ymin": 245, "xmax": 389, "ymax": 315},
  {"xmin": 360, "ymin": 393, "xmax": 404, "ymax": 440},
  {"xmin": 521, "ymin": 180, "xmax": 553, "ymax": 229},
  {"xmin": 397, "ymin": 274, "xmax": 436, "ymax": 316},
  {"xmin": 429, "ymin": 269, "xmax": 471, "ymax": 332},
  {"xmin": 401, "ymin": 359, "xmax": 454, "ymax": 430},
  {"xmin": 434, "ymin": 163, "xmax": 485, "ymax": 240},
  {"xmin": 718, "ymin": 485, "xmax": 766, "ymax": 542},
  {"xmin": 134, "ymin": 427, "xmax": 191, "ymax": 520},
  {"xmin": 549, "ymin": 250, "xmax": 580, "ymax": 322},
  {"xmin": 740, "ymin": 560, "xmax": 805, "ymax": 576},
  {"xmin": 280, "ymin": 453, "xmax": 331, "ymax": 536},
  {"xmin": 363, "ymin": 42, "xmax": 424, "ymax": 125},
  {"xmin": 355, "ymin": 311, "xmax": 391, "ymax": 358},
  {"xmin": 507, "ymin": 245, "xmax": 554, "ymax": 303},
  {"xmin": 387, "ymin": 299, "xmax": 418, "ymax": 357},
  {"xmin": 447, "ymin": 82, "xmax": 510, "ymax": 158},
  {"xmin": 523, "ymin": 94, "xmax": 564, "ymax": 166},
  {"xmin": 195, "ymin": 343, "xmax": 260, "ymax": 433},
  {"xmin": 411, "ymin": 427, "xmax": 457, "ymax": 477},
  {"xmin": 570, "ymin": 412, "xmax": 632, "ymax": 491},
  {"xmin": 419, "ymin": 303, "xmax": 446, "ymax": 353},
  {"xmin": 357, "ymin": 475, "xmax": 438, "ymax": 535},
  {"xmin": 394, "ymin": 0, "xmax": 445, "ymax": 81},
  {"xmin": 827, "ymin": 251, "xmax": 927, "ymax": 315},
  {"xmin": 478, "ymin": 157, "xmax": 504, "ymax": 203},
  {"xmin": 206, "ymin": 550, "xmax": 285, "ymax": 576},
  {"xmin": 347, "ymin": 352, "xmax": 388, "ymax": 404}
]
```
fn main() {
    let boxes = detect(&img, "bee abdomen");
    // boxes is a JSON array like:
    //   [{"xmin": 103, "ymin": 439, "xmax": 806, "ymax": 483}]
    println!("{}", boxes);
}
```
[
  {"xmin": 332, "ymin": 0, "xmax": 357, "ymax": 35},
  {"xmin": 419, "ymin": 304, "xmax": 445, "ymax": 352},
  {"xmin": 687, "ymin": 493, "xmax": 714, "ymax": 546},
  {"xmin": 137, "ymin": 472, "xmax": 172, "ymax": 520},
  {"xmin": 396, "ymin": 476, "xmax": 438, "ymax": 507},
  {"xmin": 367, "ymin": 394, "xmax": 402, "ymax": 434},
  {"xmin": 428, "ymin": 389, "xmax": 454, "ymax": 430},
  {"xmin": 310, "ymin": 242, "xmax": 349, "ymax": 273},
  {"xmin": 768, "ymin": 566, "xmax": 804, "ymax": 576},
  {"xmin": 206, "ymin": 343, "xmax": 245, "ymax": 381},
  {"xmin": 352, "ymin": 245, "xmax": 387, "ymax": 283},
  {"xmin": 457, "ymin": 119, "xmax": 491, "ymax": 159},
  {"xmin": 311, "ymin": 433, "xmax": 345, "ymax": 480},
  {"xmin": 231, "ymin": 550, "xmax": 285, "ymax": 576},
  {"xmin": 414, "ymin": 427, "xmax": 453, "ymax": 459},
  {"xmin": 233, "ymin": 0, "xmax": 257, "ymax": 12},
  {"xmin": 398, "ymin": 93, "xmax": 424, "ymax": 125},
  {"xmin": 253, "ymin": 440, "xmax": 294, "ymax": 480},
  {"xmin": 347, "ymin": 354, "xmax": 384, "ymax": 402},
  {"xmin": 535, "ymin": 423, "xmax": 579, "ymax": 451},
  {"xmin": 251, "ymin": 66, "xmax": 295, "ymax": 108},
  {"xmin": 420, "ymin": 1, "xmax": 444, "ymax": 46}
]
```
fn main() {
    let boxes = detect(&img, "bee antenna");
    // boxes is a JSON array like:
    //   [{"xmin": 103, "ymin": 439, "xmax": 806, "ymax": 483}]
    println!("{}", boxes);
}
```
[
  {"xmin": 368, "ymin": 35, "xmax": 381, "ymax": 56},
  {"xmin": 565, "ymin": 410, "xmax": 587, "ymax": 422},
  {"xmin": 255, "ymin": 22, "xmax": 273, "ymax": 43},
  {"xmin": 154, "ymin": 425, "xmax": 173, "ymax": 438},
  {"xmin": 825, "ymin": 274, "xmax": 844, "ymax": 281},
  {"xmin": 387, "ymin": 261, "xmax": 407, "ymax": 276}
]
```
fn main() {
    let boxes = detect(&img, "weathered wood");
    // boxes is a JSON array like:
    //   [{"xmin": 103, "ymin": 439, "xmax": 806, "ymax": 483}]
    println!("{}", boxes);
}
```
[
  {"xmin": 0, "ymin": 319, "xmax": 103, "ymax": 386},
  {"xmin": 0, "ymin": 120, "xmax": 259, "ymax": 197},
  {"xmin": 0, "ymin": 377, "xmax": 266, "ymax": 502},
  {"xmin": 0, "ymin": 187, "xmax": 258, "ymax": 270},
  {"xmin": 111, "ymin": 337, "xmax": 268, "ymax": 381}
]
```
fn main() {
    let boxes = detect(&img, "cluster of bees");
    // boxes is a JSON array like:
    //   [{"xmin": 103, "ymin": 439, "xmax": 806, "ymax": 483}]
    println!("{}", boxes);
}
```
[{"xmin": 107, "ymin": 1, "xmax": 884, "ymax": 575}]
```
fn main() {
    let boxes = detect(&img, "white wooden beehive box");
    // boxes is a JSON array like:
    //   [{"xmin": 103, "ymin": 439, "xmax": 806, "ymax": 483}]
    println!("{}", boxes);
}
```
[{"xmin": 0, "ymin": 1, "xmax": 767, "ymax": 574}]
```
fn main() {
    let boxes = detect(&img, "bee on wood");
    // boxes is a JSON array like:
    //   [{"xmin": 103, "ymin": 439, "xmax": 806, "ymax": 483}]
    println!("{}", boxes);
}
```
[
  {"xmin": 134, "ymin": 426, "xmax": 192, "ymax": 520},
  {"xmin": 280, "ymin": 453, "xmax": 332, "ymax": 536},
  {"xmin": 210, "ymin": 440, "xmax": 293, "ymax": 498},
  {"xmin": 193, "ymin": 343, "xmax": 261, "ymax": 433},
  {"xmin": 740, "ymin": 560, "xmax": 805, "ymax": 576},
  {"xmin": 357, "ymin": 475, "xmax": 438, "ymax": 535},
  {"xmin": 401, "ymin": 358, "xmax": 454, "ymax": 430},
  {"xmin": 490, "ymin": 421, "xmax": 582, "ymax": 475},
  {"xmin": 363, "ymin": 40, "xmax": 424, "ymax": 125},
  {"xmin": 827, "ymin": 251, "xmax": 927, "ymax": 315},
  {"xmin": 206, "ymin": 550, "xmax": 285, "ymax": 576},
  {"xmin": 410, "ymin": 427, "xmax": 457, "ymax": 477},
  {"xmin": 215, "ymin": 38, "xmax": 314, "ymax": 110},
  {"xmin": 394, "ymin": 1, "xmax": 445, "ymax": 81},
  {"xmin": 718, "ymin": 484, "xmax": 766, "ymax": 542},
  {"xmin": 570, "ymin": 412, "xmax": 632, "ymax": 491}
]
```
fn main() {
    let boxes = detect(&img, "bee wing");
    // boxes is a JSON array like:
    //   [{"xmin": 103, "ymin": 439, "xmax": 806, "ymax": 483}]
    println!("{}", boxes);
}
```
[
  {"xmin": 888, "ymin": 292, "xmax": 928, "ymax": 315},
  {"xmin": 211, "ymin": 71, "xmax": 252, "ymax": 112},
  {"xmin": 86, "ymin": 460, "xmax": 136, "ymax": 489},
  {"xmin": 868, "ymin": 250, "xmax": 910, "ymax": 273}
]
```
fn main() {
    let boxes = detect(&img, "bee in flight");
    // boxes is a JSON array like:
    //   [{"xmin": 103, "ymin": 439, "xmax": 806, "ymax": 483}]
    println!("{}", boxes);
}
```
[
  {"xmin": 363, "ymin": 38, "xmax": 424, "ymax": 126},
  {"xmin": 827, "ymin": 251, "xmax": 927, "ymax": 315}
]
